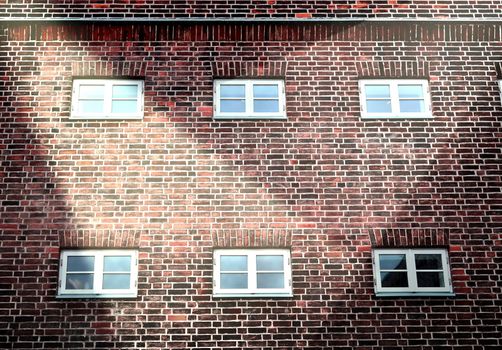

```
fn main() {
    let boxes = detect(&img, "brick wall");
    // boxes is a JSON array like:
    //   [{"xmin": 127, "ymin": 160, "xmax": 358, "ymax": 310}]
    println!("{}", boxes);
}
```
[
  {"xmin": 0, "ymin": 21, "xmax": 501, "ymax": 349},
  {"xmin": 1, "ymin": 0, "xmax": 502, "ymax": 19}
]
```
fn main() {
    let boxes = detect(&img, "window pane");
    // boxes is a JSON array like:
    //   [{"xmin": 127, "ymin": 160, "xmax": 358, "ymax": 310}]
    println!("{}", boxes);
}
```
[
  {"xmin": 103, "ymin": 274, "xmax": 131, "ymax": 289},
  {"xmin": 220, "ymin": 273, "xmax": 248, "ymax": 289},
  {"xmin": 417, "ymin": 272, "xmax": 445, "ymax": 288},
  {"xmin": 253, "ymin": 100, "xmax": 279, "ymax": 113},
  {"xmin": 220, "ymin": 99, "xmax": 246, "ymax": 113},
  {"xmin": 220, "ymin": 256, "xmax": 247, "ymax": 271},
  {"xmin": 253, "ymin": 85, "xmax": 279, "ymax": 98},
  {"xmin": 379, "ymin": 254, "xmax": 407, "ymax": 270},
  {"xmin": 66, "ymin": 273, "xmax": 93, "ymax": 290},
  {"xmin": 220, "ymin": 85, "xmax": 245, "ymax": 98},
  {"xmin": 366, "ymin": 100, "xmax": 392, "ymax": 113},
  {"xmin": 67, "ymin": 256, "xmax": 94, "ymax": 272},
  {"xmin": 398, "ymin": 85, "xmax": 423, "ymax": 98},
  {"xmin": 112, "ymin": 100, "xmax": 138, "ymax": 114},
  {"xmin": 257, "ymin": 273, "xmax": 284, "ymax": 289},
  {"xmin": 79, "ymin": 85, "xmax": 105, "ymax": 99},
  {"xmin": 415, "ymin": 254, "xmax": 443, "ymax": 270},
  {"xmin": 112, "ymin": 85, "xmax": 138, "ymax": 99},
  {"xmin": 380, "ymin": 272, "xmax": 408, "ymax": 288},
  {"xmin": 104, "ymin": 256, "xmax": 131, "ymax": 272},
  {"xmin": 365, "ymin": 85, "xmax": 390, "ymax": 98},
  {"xmin": 79, "ymin": 100, "xmax": 104, "ymax": 113},
  {"xmin": 256, "ymin": 256, "xmax": 283, "ymax": 271},
  {"xmin": 399, "ymin": 100, "xmax": 425, "ymax": 113}
]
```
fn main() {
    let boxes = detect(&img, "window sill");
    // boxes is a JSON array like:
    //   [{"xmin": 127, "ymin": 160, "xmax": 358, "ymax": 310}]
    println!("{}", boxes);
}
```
[
  {"xmin": 361, "ymin": 115, "xmax": 433, "ymax": 120},
  {"xmin": 213, "ymin": 293, "xmax": 293, "ymax": 298},
  {"xmin": 56, "ymin": 294, "xmax": 137, "ymax": 299},
  {"xmin": 213, "ymin": 115, "xmax": 287, "ymax": 120},
  {"xmin": 69, "ymin": 115, "xmax": 144, "ymax": 120},
  {"xmin": 375, "ymin": 292, "xmax": 455, "ymax": 298}
]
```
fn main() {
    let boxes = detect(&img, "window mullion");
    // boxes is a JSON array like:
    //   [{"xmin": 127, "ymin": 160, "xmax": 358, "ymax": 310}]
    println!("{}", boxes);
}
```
[
  {"xmin": 407, "ymin": 251, "xmax": 418, "ymax": 291},
  {"xmin": 105, "ymin": 81, "xmax": 113, "ymax": 115},
  {"xmin": 249, "ymin": 252, "xmax": 256, "ymax": 293},
  {"xmin": 95, "ymin": 252, "xmax": 104, "ymax": 294},
  {"xmin": 246, "ymin": 82, "xmax": 253, "ymax": 115},
  {"xmin": 390, "ymin": 82, "xmax": 400, "ymax": 117}
]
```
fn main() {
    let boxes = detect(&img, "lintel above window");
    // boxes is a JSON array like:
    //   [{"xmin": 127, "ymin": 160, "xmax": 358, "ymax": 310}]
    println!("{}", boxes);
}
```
[
  {"xmin": 213, "ymin": 249, "xmax": 292, "ymax": 297},
  {"xmin": 57, "ymin": 249, "xmax": 138, "ymax": 298},
  {"xmin": 71, "ymin": 79, "xmax": 144, "ymax": 120},
  {"xmin": 373, "ymin": 248, "xmax": 454, "ymax": 297},
  {"xmin": 214, "ymin": 79, "xmax": 286, "ymax": 120},
  {"xmin": 359, "ymin": 79, "xmax": 432, "ymax": 119}
]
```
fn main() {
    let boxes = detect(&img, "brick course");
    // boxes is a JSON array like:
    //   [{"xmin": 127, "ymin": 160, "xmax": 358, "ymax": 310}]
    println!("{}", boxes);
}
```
[
  {"xmin": 1, "ymin": 0, "xmax": 502, "ymax": 19},
  {"xmin": 0, "ymin": 20, "xmax": 501, "ymax": 349}
]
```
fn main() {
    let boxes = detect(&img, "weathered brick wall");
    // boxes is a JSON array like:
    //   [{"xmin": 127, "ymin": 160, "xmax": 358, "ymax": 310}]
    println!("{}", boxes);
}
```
[
  {"xmin": 0, "ymin": 22, "xmax": 501, "ymax": 349},
  {"xmin": 1, "ymin": 0, "xmax": 502, "ymax": 19}
]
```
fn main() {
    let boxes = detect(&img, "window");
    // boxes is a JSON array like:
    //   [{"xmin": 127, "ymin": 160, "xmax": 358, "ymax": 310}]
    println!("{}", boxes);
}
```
[
  {"xmin": 213, "ymin": 249, "xmax": 292, "ymax": 297},
  {"xmin": 214, "ymin": 79, "xmax": 286, "ymax": 119},
  {"xmin": 359, "ymin": 79, "xmax": 432, "ymax": 119},
  {"xmin": 373, "ymin": 248, "xmax": 453, "ymax": 296},
  {"xmin": 71, "ymin": 79, "xmax": 144, "ymax": 119},
  {"xmin": 58, "ymin": 250, "xmax": 138, "ymax": 298}
]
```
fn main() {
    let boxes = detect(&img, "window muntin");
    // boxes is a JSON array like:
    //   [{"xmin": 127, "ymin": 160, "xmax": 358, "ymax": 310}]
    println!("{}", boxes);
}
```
[
  {"xmin": 213, "ymin": 249, "xmax": 292, "ymax": 297},
  {"xmin": 58, "ymin": 250, "xmax": 138, "ymax": 298},
  {"xmin": 71, "ymin": 79, "xmax": 144, "ymax": 119},
  {"xmin": 359, "ymin": 80, "xmax": 432, "ymax": 119},
  {"xmin": 214, "ymin": 79, "xmax": 286, "ymax": 119},
  {"xmin": 373, "ymin": 249, "xmax": 452, "ymax": 295}
]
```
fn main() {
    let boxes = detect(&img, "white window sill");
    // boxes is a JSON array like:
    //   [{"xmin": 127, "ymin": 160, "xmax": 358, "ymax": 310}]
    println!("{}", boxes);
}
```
[
  {"xmin": 213, "ymin": 115, "xmax": 287, "ymax": 120},
  {"xmin": 69, "ymin": 116, "xmax": 144, "ymax": 120},
  {"xmin": 213, "ymin": 293, "xmax": 293, "ymax": 298},
  {"xmin": 361, "ymin": 115, "xmax": 433, "ymax": 120},
  {"xmin": 375, "ymin": 292, "xmax": 455, "ymax": 298},
  {"xmin": 56, "ymin": 293, "xmax": 137, "ymax": 299}
]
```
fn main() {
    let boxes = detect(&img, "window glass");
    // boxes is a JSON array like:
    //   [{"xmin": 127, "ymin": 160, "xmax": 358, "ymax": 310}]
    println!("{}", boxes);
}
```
[
  {"xmin": 79, "ymin": 100, "xmax": 105, "ymax": 113},
  {"xmin": 253, "ymin": 85, "xmax": 279, "ymax": 98},
  {"xmin": 220, "ymin": 85, "xmax": 245, "ymax": 98},
  {"xmin": 398, "ymin": 85, "xmax": 423, "ymax": 98},
  {"xmin": 66, "ymin": 274, "xmax": 94, "ymax": 290},
  {"xmin": 220, "ymin": 100, "xmax": 246, "ymax": 113},
  {"xmin": 112, "ymin": 85, "xmax": 138, "ymax": 99},
  {"xmin": 365, "ymin": 85, "xmax": 391, "ymax": 98},
  {"xmin": 257, "ymin": 273, "xmax": 284, "ymax": 288},
  {"xmin": 415, "ymin": 254, "xmax": 442, "ymax": 270},
  {"xmin": 256, "ymin": 255, "xmax": 283, "ymax": 271},
  {"xmin": 103, "ymin": 274, "xmax": 131, "ymax": 289},
  {"xmin": 104, "ymin": 256, "xmax": 131, "ymax": 272},
  {"xmin": 220, "ymin": 256, "xmax": 247, "ymax": 271},
  {"xmin": 399, "ymin": 100, "xmax": 425, "ymax": 113},
  {"xmin": 366, "ymin": 100, "xmax": 392, "ymax": 113},
  {"xmin": 79, "ymin": 85, "xmax": 105, "ymax": 99},
  {"xmin": 254, "ymin": 100, "xmax": 279, "ymax": 113},
  {"xmin": 67, "ymin": 256, "xmax": 94, "ymax": 272},
  {"xmin": 112, "ymin": 100, "xmax": 138, "ymax": 113},
  {"xmin": 221, "ymin": 273, "xmax": 248, "ymax": 289}
]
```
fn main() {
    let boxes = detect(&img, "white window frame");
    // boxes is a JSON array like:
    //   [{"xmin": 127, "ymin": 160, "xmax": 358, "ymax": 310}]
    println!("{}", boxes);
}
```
[
  {"xmin": 373, "ymin": 248, "xmax": 453, "ymax": 297},
  {"xmin": 359, "ymin": 79, "xmax": 432, "ymax": 119},
  {"xmin": 70, "ymin": 79, "xmax": 144, "ymax": 120},
  {"xmin": 214, "ymin": 79, "xmax": 286, "ymax": 120},
  {"xmin": 213, "ymin": 249, "xmax": 292, "ymax": 297},
  {"xmin": 499, "ymin": 80, "xmax": 502, "ymax": 105},
  {"xmin": 57, "ymin": 249, "xmax": 138, "ymax": 298}
]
